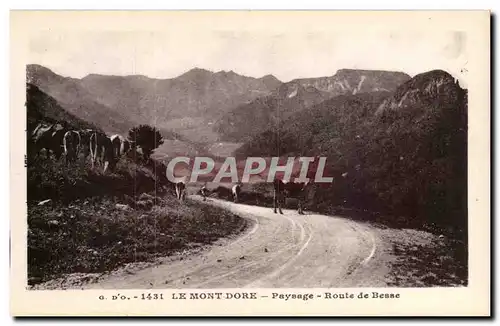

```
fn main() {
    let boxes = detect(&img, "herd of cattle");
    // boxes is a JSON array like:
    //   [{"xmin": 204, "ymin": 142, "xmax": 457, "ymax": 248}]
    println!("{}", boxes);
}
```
[
  {"xmin": 271, "ymin": 179, "xmax": 309, "ymax": 215},
  {"xmin": 228, "ymin": 179, "xmax": 310, "ymax": 215},
  {"xmin": 174, "ymin": 179, "xmax": 310, "ymax": 215},
  {"xmin": 28, "ymin": 122, "xmax": 134, "ymax": 172}
]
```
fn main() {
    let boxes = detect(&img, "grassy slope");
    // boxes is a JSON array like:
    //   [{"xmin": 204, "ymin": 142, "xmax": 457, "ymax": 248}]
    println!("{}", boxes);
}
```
[{"xmin": 28, "ymin": 184, "xmax": 245, "ymax": 285}]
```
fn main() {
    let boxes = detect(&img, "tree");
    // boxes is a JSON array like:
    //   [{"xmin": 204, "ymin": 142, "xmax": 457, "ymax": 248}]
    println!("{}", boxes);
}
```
[{"xmin": 128, "ymin": 124, "xmax": 164, "ymax": 161}]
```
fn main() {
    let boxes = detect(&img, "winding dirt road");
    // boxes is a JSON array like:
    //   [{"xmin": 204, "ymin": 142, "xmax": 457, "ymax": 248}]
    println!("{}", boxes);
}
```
[{"xmin": 77, "ymin": 195, "xmax": 393, "ymax": 289}]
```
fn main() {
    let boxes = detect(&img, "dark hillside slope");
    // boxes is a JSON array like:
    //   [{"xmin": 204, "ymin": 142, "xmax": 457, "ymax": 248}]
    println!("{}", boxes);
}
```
[
  {"xmin": 214, "ymin": 82, "xmax": 330, "ymax": 142},
  {"xmin": 26, "ymin": 83, "xmax": 100, "ymax": 132},
  {"xmin": 235, "ymin": 91, "xmax": 391, "ymax": 158},
  {"xmin": 27, "ymin": 64, "xmax": 134, "ymax": 135},
  {"xmin": 367, "ymin": 70, "xmax": 467, "ymax": 228}
]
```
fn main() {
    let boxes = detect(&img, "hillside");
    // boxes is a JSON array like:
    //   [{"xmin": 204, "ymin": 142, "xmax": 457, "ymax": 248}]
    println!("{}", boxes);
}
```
[
  {"xmin": 374, "ymin": 69, "xmax": 464, "ymax": 115},
  {"xmin": 27, "ymin": 64, "xmax": 134, "ymax": 135},
  {"xmin": 215, "ymin": 69, "xmax": 411, "ymax": 142},
  {"xmin": 26, "ymin": 83, "xmax": 100, "ymax": 133},
  {"xmin": 235, "ymin": 91, "xmax": 392, "ymax": 157},
  {"xmin": 214, "ymin": 81, "xmax": 331, "ymax": 143},
  {"xmin": 236, "ymin": 69, "xmax": 468, "ymax": 235}
]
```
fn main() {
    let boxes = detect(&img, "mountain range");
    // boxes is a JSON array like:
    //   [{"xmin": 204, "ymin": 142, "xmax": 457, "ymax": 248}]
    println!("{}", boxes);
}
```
[
  {"xmin": 27, "ymin": 64, "xmax": 281, "ymax": 144},
  {"xmin": 26, "ymin": 64, "xmax": 412, "ymax": 146},
  {"xmin": 214, "ymin": 68, "xmax": 411, "ymax": 142}
]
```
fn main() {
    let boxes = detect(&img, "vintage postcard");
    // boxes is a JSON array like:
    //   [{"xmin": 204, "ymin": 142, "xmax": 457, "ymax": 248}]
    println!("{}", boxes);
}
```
[{"xmin": 10, "ymin": 10, "xmax": 490, "ymax": 316}]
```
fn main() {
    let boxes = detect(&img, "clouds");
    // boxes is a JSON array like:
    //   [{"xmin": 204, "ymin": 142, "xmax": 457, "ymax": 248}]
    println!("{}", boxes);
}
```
[{"xmin": 28, "ymin": 29, "xmax": 468, "ymax": 87}]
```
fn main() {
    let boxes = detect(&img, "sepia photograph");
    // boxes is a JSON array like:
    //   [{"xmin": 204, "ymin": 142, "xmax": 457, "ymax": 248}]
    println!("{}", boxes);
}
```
[{"xmin": 10, "ymin": 10, "xmax": 490, "ymax": 316}]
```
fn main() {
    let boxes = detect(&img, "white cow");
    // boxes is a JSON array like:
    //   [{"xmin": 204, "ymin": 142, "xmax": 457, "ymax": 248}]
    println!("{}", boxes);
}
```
[
  {"xmin": 90, "ymin": 131, "xmax": 115, "ymax": 173},
  {"xmin": 78, "ymin": 128, "xmax": 94, "ymax": 160},
  {"xmin": 110, "ymin": 134, "xmax": 131, "ymax": 158},
  {"xmin": 175, "ymin": 181, "xmax": 186, "ymax": 201},
  {"xmin": 63, "ymin": 130, "xmax": 81, "ymax": 165},
  {"xmin": 201, "ymin": 184, "xmax": 208, "ymax": 201},
  {"xmin": 232, "ymin": 184, "xmax": 242, "ymax": 203}
]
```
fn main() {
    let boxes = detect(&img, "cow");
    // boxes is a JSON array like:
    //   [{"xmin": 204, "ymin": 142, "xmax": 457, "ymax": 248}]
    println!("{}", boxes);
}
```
[
  {"xmin": 272, "ymin": 178, "xmax": 286, "ymax": 214},
  {"xmin": 89, "ymin": 131, "xmax": 115, "ymax": 173},
  {"xmin": 29, "ymin": 122, "xmax": 66, "ymax": 160},
  {"xmin": 232, "ymin": 183, "xmax": 242, "ymax": 203},
  {"xmin": 273, "ymin": 178, "xmax": 309, "ymax": 215},
  {"xmin": 175, "ymin": 181, "xmax": 186, "ymax": 201},
  {"xmin": 63, "ymin": 130, "xmax": 81, "ymax": 165},
  {"xmin": 123, "ymin": 139, "xmax": 131, "ymax": 155},
  {"xmin": 110, "ymin": 134, "xmax": 131, "ymax": 159},
  {"xmin": 29, "ymin": 122, "xmax": 52, "ymax": 159},
  {"xmin": 284, "ymin": 181, "xmax": 309, "ymax": 215},
  {"xmin": 78, "ymin": 129, "xmax": 94, "ymax": 160},
  {"xmin": 200, "ymin": 183, "xmax": 208, "ymax": 201}
]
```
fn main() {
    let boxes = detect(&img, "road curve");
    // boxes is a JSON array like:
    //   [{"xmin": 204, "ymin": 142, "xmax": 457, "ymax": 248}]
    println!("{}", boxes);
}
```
[{"xmin": 79, "ymin": 195, "xmax": 391, "ymax": 289}]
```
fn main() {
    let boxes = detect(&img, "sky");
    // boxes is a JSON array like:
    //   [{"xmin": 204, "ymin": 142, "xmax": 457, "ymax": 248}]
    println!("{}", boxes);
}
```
[{"xmin": 28, "ymin": 29, "xmax": 468, "ymax": 87}]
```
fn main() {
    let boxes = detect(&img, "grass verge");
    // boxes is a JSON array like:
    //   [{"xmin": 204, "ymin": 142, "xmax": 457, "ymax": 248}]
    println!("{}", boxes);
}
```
[
  {"xmin": 27, "ymin": 155, "xmax": 247, "ymax": 286},
  {"xmin": 28, "ymin": 195, "xmax": 246, "ymax": 286}
]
